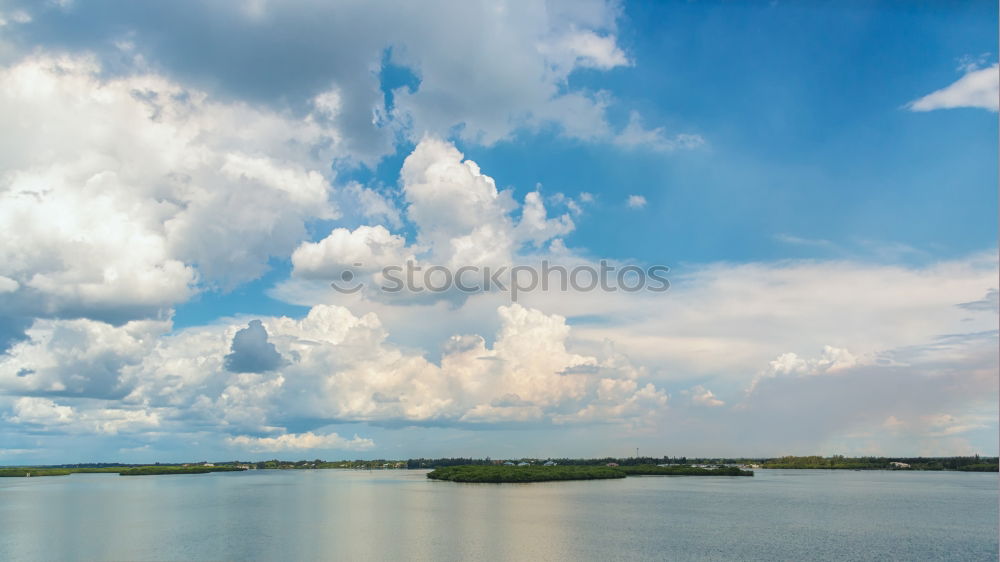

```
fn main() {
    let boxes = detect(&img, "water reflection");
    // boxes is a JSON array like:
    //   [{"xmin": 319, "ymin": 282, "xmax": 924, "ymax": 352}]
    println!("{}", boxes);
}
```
[{"xmin": 0, "ymin": 469, "xmax": 996, "ymax": 560}]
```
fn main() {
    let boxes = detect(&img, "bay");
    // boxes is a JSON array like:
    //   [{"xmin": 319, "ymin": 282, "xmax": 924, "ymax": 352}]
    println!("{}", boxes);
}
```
[{"xmin": 1, "ymin": 469, "xmax": 996, "ymax": 561}]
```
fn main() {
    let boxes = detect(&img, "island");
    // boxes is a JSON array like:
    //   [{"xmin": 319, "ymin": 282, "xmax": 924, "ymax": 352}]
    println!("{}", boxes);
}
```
[{"xmin": 426, "ymin": 464, "xmax": 753, "ymax": 483}]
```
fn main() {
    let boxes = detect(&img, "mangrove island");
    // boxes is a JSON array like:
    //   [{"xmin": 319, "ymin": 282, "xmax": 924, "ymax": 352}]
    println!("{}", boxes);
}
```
[{"xmin": 426, "ymin": 464, "xmax": 753, "ymax": 483}]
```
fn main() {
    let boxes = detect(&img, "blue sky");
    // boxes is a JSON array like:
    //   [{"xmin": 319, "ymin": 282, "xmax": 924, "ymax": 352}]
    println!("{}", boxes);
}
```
[
  {"xmin": 461, "ymin": 2, "xmax": 996, "ymax": 265},
  {"xmin": 0, "ymin": 0, "xmax": 996, "ymax": 463}
]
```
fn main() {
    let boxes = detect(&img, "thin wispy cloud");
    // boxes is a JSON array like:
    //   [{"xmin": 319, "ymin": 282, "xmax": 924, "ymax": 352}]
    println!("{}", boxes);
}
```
[{"xmin": 626, "ymin": 195, "xmax": 647, "ymax": 209}]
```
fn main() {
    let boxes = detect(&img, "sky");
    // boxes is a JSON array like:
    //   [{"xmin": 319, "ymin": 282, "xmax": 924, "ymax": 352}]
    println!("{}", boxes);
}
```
[{"xmin": 0, "ymin": 0, "xmax": 996, "ymax": 464}]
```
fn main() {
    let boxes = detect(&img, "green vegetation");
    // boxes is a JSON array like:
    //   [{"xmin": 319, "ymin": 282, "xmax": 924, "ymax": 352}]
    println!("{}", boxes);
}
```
[
  {"xmin": 427, "ymin": 465, "xmax": 627, "ymax": 483},
  {"xmin": 1, "ymin": 465, "xmax": 247, "ymax": 477},
  {"xmin": 955, "ymin": 463, "xmax": 1000, "ymax": 472},
  {"xmin": 0, "ymin": 468, "xmax": 72, "ymax": 477},
  {"xmin": 618, "ymin": 464, "xmax": 752, "ymax": 476},
  {"xmin": 0, "ymin": 467, "xmax": 131, "ymax": 477},
  {"xmin": 54, "ymin": 467, "xmax": 128, "ymax": 474},
  {"xmin": 427, "ymin": 464, "xmax": 754, "ymax": 483},
  {"xmin": 761, "ymin": 455, "xmax": 999, "ymax": 472},
  {"xmin": 252, "ymin": 459, "xmax": 407, "ymax": 470},
  {"xmin": 119, "ymin": 466, "xmax": 246, "ymax": 476}
]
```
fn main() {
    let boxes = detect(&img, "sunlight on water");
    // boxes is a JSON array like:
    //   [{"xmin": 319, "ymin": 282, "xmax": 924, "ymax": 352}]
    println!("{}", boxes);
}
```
[{"xmin": 1, "ymin": 469, "xmax": 996, "ymax": 560}]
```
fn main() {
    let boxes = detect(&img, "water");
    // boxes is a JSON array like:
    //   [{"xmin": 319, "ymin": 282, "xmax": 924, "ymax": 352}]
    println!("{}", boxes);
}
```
[{"xmin": 0, "ymin": 469, "xmax": 996, "ymax": 561}]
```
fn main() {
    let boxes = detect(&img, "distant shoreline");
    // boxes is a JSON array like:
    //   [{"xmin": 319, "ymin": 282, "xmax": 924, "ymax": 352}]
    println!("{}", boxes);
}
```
[
  {"xmin": 2, "ymin": 456, "xmax": 996, "ymax": 478},
  {"xmin": 0, "ymin": 466, "xmax": 247, "ymax": 477}
]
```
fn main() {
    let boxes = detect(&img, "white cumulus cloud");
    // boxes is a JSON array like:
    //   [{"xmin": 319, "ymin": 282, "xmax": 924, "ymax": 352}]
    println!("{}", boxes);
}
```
[
  {"xmin": 0, "ymin": 54, "xmax": 343, "ymax": 323},
  {"xmin": 226, "ymin": 431, "xmax": 375, "ymax": 452},
  {"xmin": 908, "ymin": 63, "xmax": 999, "ymax": 112}
]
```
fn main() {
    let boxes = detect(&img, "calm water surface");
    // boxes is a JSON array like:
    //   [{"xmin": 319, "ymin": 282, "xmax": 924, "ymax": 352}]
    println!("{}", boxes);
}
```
[{"xmin": 0, "ymin": 469, "xmax": 996, "ymax": 561}]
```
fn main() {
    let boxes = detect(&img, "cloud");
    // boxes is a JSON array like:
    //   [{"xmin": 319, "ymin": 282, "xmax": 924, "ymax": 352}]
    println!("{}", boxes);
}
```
[
  {"xmin": 6, "ymin": 397, "xmax": 161, "ymax": 435},
  {"xmin": 547, "ymin": 30, "xmax": 631, "ymax": 70},
  {"xmin": 552, "ymin": 379, "xmax": 667, "ymax": 426},
  {"xmin": 292, "ymin": 226, "xmax": 414, "ymax": 279},
  {"xmin": 0, "ymin": 448, "xmax": 33, "ymax": 456},
  {"xmin": 724, "ymin": 346, "xmax": 997, "ymax": 454},
  {"xmin": 749, "ymin": 345, "xmax": 861, "ymax": 392},
  {"xmin": 614, "ymin": 111, "xmax": 706, "ymax": 151},
  {"xmin": 0, "ymin": 317, "xmax": 168, "ymax": 398},
  {"xmin": 907, "ymin": 63, "xmax": 999, "ymax": 112},
  {"xmin": 8, "ymin": 397, "xmax": 73, "ymax": 425},
  {"xmin": 400, "ymin": 137, "xmax": 518, "ymax": 267},
  {"xmin": 923, "ymin": 414, "xmax": 993, "ymax": 437},
  {"xmin": 0, "ymin": 9, "xmax": 31, "ymax": 26},
  {"xmin": 774, "ymin": 234, "xmax": 838, "ymax": 250},
  {"xmin": 537, "ymin": 253, "xmax": 998, "ymax": 382},
  {"xmin": 224, "ymin": 320, "xmax": 287, "ymax": 373},
  {"xmin": 0, "ymin": 54, "xmax": 342, "ymax": 327},
  {"xmin": 957, "ymin": 288, "xmax": 999, "ymax": 313},
  {"xmin": 226, "ymin": 431, "xmax": 375, "ymax": 452},
  {"xmin": 626, "ymin": 195, "xmax": 647, "ymax": 209},
  {"xmin": 686, "ymin": 385, "xmax": 724, "ymax": 407},
  {"xmin": 490, "ymin": 393, "xmax": 535, "ymax": 408},
  {"xmin": 2, "ymin": 0, "xmax": 693, "ymax": 158},
  {"xmin": 340, "ymin": 183, "xmax": 403, "ymax": 229},
  {"xmin": 0, "ymin": 301, "xmax": 665, "ymax": 436},
  {"xmin": 515, "ymin": 191, "xmax": 575, "ymax": 247},
  {"xmin": 0, "ymin": 276, "xmax": 18, "ymax": 294},
  {"xmin": 286, "ymin": 138, "xmax": 577, "ymax": 303},
  {"xmin": 1, "ymin": 252, "xmax": 995, "ymax": 454}
]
